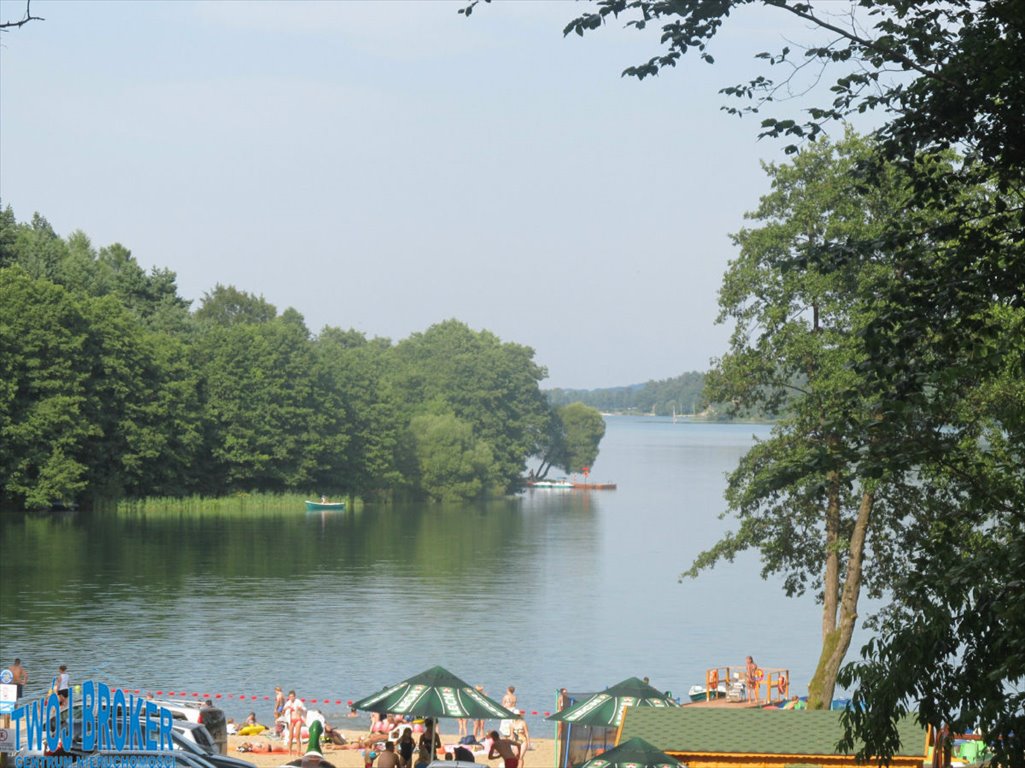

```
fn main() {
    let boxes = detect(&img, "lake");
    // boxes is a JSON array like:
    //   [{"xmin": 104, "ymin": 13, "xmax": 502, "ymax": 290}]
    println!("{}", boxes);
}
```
[{"xmin": 0, "ymin": 416, "xmax": 870, "ymax": 733}]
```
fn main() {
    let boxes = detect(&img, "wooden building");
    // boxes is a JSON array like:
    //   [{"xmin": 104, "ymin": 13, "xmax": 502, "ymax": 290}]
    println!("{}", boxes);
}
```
[{"xmin": 617, "ymin": 708, "xmax": 930, "ymax": 768}]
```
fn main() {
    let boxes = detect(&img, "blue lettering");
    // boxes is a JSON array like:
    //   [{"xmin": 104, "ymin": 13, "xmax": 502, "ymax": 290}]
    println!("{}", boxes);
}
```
[
  {"xmin": 144, "ymin": 701, "xmax": 157, "ymax": 751},
  {"xmin": 11, "ymin": 706, "xmax": 25, "ymax": 750},
  {"xmin": 82, "ymin": 681, "xmax": 96, "ymax": 751},
  {"xmin": 128, "ymin": 694, "xmax": 145, "ymax": 749},
  {"xmin": 24, "ymin": 700, "xmax": 44, "ymax": 750},
  {"xmin": 44, "ymin": 693, "xmax": 60, "ymax": 752},
  {"xmin": 112, "ymin": 688, "xmax": 127, "ymax": 750},
  {"xmin": 96, "ymin": 682, "xmax": 111, "ymax": 749},
  {"xmin": 158, "ymin": 707, "xmax": 173, "ymax": 750},
  {"xmin": 61, "ymin": 687, "xmax": 74, "ymax": 748}
]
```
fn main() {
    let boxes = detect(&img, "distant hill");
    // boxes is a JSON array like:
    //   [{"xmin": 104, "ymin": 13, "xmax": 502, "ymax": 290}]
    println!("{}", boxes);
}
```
[{"xmin": 547, "ymin": 371, "xmax": 708, "ymax": 417}]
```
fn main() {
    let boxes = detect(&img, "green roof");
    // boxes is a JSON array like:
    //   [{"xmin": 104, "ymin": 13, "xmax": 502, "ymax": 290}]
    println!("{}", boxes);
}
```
[{"xmin": 619, "ymin": 708, "xmax": 928, "ymax": 758}]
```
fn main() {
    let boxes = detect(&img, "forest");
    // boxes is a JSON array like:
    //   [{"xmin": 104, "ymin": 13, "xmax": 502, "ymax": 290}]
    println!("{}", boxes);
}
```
[
  {"xmin": 548, "ymin": 371, "xmax": 709, "ymax": 417},
  {"xmin": 0, "ymin": 207, "xmax": 605, "ymax": 510}
]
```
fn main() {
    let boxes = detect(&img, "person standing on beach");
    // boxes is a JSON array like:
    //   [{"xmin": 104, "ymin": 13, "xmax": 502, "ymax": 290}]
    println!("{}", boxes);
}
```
[
  {"xmin": 488, "ymin": 730, "xmax": 521, "ymax": 768},
  {"xmin": 274, "ymin": 686, "xmax": 286, "ymax": 721},
  {"xmin": 499, "ymin": 686, "xmax": 517, "ymax": 737},
  {"xmin": 284, "ymin": 690, "xmax": 307, "ymax": 754},
  {"xmin": 745, "ymin": 656, "xmax": 759, "ymax": 703},
  {"xmin": 473, "ymin": 686, "xmax": 487, "ymax": 741}
]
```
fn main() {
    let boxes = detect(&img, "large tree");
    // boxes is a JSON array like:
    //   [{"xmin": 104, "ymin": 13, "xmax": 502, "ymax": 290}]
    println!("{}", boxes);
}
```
[
  {"xmin": 391, "ymin": 319, "xmax": 552, "ymax": 492},
  {"xmin": 461, "ymin": 1, "xmax": 1025, "ymax": 760},
  {"xmin": 535, "ymin": 402, "xmax": 606, "ymax": 478},
  {"xmin": 691, "ymin": 132, "xmax": 947, "ymax": 707}
]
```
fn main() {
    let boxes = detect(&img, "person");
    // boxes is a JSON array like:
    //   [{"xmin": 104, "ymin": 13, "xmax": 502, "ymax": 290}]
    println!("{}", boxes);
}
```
[
  {"xmin": 418, "ymin": 717, "xmax": 442, "ymax": 757},
  {"xmin": 412, "ymin": 748, "xmax": 431, "ymax": 768},
  {"xmin": 377, "ymin": 741, "xmax": 402, "ymax": 768},
  {"xmin": 457, "ymin": 717, "xmax": 468, "ymax": 738},
  {"xmin": 275, "ymin": 686, "xmax": 286, "ymax": 720},
  {"xmin": 362, "ymin": 746, "xmax": 379, "ymax": 768},
  {"xmin": 284, "ymin": 690, "xmax": 307, "ymax": 754},
  {"xmin": 473, "ymin": 686, "xmax": 487, "ymax": 741},
  {"xmin": 54, "ymin": 664, "xmax": 70, "ymax": 706},
  {"xmin": 510, "ymin": 711, "xmax": 530, "ymax": 752},
  {"xmin": 452, "ymin": 745, "xmax": 475, "ymax": 763},
  {"xmin": 397, "ymin": 727, "xmax": 416, "ymax": 768},
  {"xmin": 7, "ymin": 659, "xmax": 28, "ymax": 701},
  {"xmin": 745, "ymin": 656, "xmax": 759, "ymax": 703},
  {"xmin": 499, "ymin": 687, "xmax": 517, "ymax": 737},
  {"xmin": 238, "ymin": 711, "xmax": 267, "ymax": 736},
  {"xmin": 487, "ymin": 730, "xmax": 521, "ymax": 768},
  {"xmin": 557, "ymin": 689, "xmax": 571, "ymax": 711}
]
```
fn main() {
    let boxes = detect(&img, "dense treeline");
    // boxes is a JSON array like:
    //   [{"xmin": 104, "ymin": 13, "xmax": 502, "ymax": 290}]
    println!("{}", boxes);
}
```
[
  {"xmin": 548, "ymin": 371, "xmax": 712, "ymax": 417},
  {"xmin": 0, "ymin": 207, "xmax": 604, "ymax": 509}
]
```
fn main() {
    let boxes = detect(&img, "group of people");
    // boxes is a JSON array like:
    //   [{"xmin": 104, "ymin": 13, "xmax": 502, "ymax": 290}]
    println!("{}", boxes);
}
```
[
  {"xmin": 2, "ymin": 658, "xmax": 70, "ymax": 708},
  {"xmin": 361, "ymin": 716, "xmax": 523, "ymax": 768},
  {"xmin": 271, "ymin": 686, "xmax": 345, "ymax": 755}
]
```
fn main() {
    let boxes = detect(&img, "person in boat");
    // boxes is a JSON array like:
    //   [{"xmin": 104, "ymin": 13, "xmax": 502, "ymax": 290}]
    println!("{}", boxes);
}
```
[{"xmin": 320, "ymin": 495, "xmax": 328, "ymax": 503}]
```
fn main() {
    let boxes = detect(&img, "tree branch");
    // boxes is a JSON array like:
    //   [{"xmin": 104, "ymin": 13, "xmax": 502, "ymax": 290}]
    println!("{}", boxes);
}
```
[
  {"xmin": 770, "ymin": 1, "xmax": 957, "ymax": 90},
  {"xmin": 1, "ymin": 0, "xmax": 44, "ymax": 30}
]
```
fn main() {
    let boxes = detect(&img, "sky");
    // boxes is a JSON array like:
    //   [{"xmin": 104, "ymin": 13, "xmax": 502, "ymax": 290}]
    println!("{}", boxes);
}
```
[{"xmin": 1, "ymin": 0, "xmax": 848, "ymax": 389}]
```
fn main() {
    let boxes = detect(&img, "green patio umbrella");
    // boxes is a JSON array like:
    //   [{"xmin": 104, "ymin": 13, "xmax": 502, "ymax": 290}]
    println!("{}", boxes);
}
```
[
  {"xmin": 548, "ymin": 677, "xmax": 678, "ymax": 727},
  {"xmin": 352, "ymin": 665, "xmax": 517, "ymax": 720},
  {"xmin": 577, "ymin": 737, "xmax": 681, "ymax": 768}
]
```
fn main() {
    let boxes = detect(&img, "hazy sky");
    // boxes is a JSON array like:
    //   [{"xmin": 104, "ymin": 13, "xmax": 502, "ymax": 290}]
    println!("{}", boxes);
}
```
[{"xmin": 1, "ymin": 1, "xmax": 847, "ymax": 388}]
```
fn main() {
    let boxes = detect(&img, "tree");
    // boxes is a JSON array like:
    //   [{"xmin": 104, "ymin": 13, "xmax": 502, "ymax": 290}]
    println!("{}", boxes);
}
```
[
  {"xmin": 0, "ymin": 267, "xmax": 95, "ymax": 508},
  {"xmin": 535, "ymin": 402, "xmax": 606, "ymax": 477},
  {"xmin": 689, "ymin": 132, "xmax": 923, "ymax": 706},
  {"xmin": 461, "ymin": 1, "xmax": 1024, "ymax": 758},
  {"xmin": 194, "ymin": 283, "xmax": 277, "ymax": 327},
  {"xmin": 404, "ymin": 412, "xmax": 498, "ymax": 502},
  {"xmin": 391, "ymin": 320, "xmax": 552, "ymax": 493}
]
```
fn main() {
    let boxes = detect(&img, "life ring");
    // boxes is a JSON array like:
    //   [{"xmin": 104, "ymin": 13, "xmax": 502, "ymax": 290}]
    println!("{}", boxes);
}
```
[
  {"xmin": 755, "ymin": 668, "xmax": 765, "ymax": 682},
  {"xmin": 709, "ymin": 670, "xmax": 719, "ymax": 689},
  {"xmin": 778, "ymin": 676, "xmax": 787, "ymax": 694}
]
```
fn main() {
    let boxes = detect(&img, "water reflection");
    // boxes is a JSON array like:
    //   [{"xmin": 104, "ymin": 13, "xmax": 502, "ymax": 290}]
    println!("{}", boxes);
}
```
[{"xmin": 1, "ymin": 418, "xmax": 859, "ymax": 738}]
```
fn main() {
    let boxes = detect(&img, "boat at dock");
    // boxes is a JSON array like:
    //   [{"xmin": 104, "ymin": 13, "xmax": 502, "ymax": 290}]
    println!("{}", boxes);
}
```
[
  {"xmin": 305, "ymin": 499, "xmax": 346, "ymax": 511},
  {"xmin": 527, "ymin": 478, "xmax": 574, "ymax": 489},
  {"xmin": 572, "ymin": 481, "xmax": 617, "ymax": 490}
]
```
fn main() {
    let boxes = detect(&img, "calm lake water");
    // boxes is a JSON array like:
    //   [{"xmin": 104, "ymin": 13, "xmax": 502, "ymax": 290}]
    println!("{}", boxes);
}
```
[{"xmin": 0, "ymin": 417, "xmax": 872, "ymax": 733}]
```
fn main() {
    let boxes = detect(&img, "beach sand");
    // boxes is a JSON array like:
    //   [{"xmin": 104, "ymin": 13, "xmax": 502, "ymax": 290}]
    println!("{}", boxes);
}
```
[{"xmin": 228, "ymin": 729, "xmax": 555, "ymax": 768}]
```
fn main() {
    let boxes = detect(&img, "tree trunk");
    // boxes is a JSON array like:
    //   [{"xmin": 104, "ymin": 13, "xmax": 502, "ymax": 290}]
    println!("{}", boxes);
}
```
[
  {"xmin": 822, "ymin": 471, "xmax": 841, "ymax": 640},
  {"xmin": 808, "ymin": 489, "xmax": 874, "ymax": 708}
]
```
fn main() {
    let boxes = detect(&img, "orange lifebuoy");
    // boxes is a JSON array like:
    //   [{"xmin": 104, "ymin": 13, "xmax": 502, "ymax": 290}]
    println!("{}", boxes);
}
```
[
  {"xmin": 778, "ymin": 676, "xmax": 787, "ymax": 694},
  {"xmin": 709, "ymin": 670, "xmax": 719, "ymax": 689},
  {"xmin": 755, "ymin": 668, "xmax": 765, "ymax": 682}
]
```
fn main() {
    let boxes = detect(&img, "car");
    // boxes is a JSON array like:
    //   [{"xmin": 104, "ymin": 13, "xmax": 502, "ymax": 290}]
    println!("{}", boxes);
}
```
[
  {"xmin": 172, "ymin": 722, "xmax": 219, "ymax": 755},
  {"xmin": 147, "ymin": 700, "xmax": 228, "ymax": 755},
  {"xmin": 171, "ymin": 724, "xmax": 258, "ymax": 768}
]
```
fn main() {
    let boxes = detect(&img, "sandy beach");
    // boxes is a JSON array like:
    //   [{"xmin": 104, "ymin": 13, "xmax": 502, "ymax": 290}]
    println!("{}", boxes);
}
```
[{"xmin": 228, "ymin": 729, "xmax": 555, "ymax": 768}]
